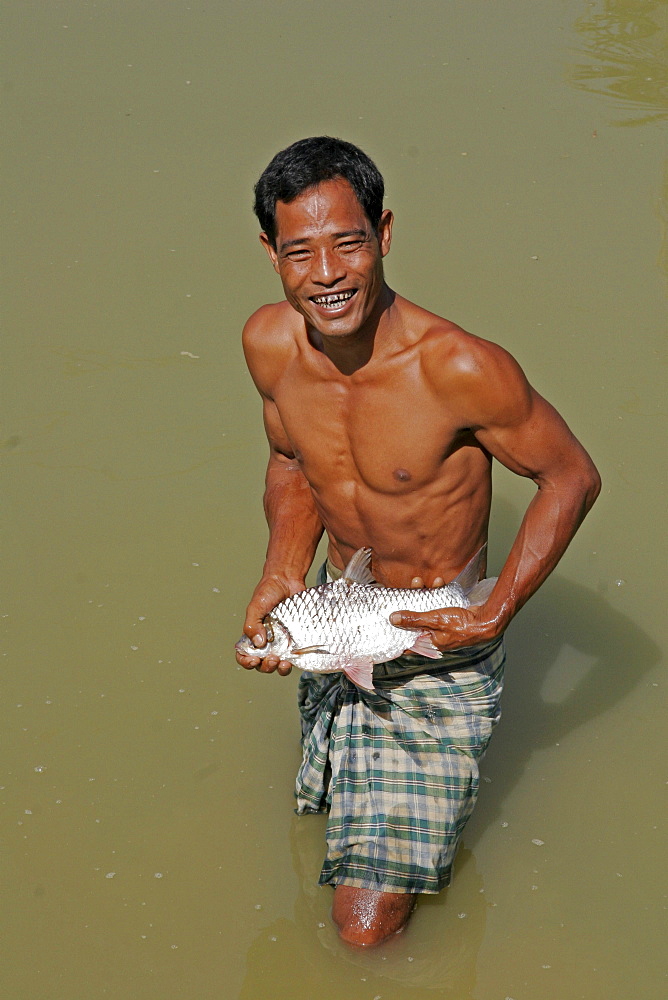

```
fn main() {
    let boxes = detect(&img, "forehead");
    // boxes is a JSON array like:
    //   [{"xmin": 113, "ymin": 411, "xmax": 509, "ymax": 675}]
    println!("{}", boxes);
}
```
[{"xmin": 274, "ymin": 178, "xmax": 368, "ymax": 245}]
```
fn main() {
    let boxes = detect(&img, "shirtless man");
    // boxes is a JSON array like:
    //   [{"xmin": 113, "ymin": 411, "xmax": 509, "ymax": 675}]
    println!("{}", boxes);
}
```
[{"xmin": 236, "ymin": 137, "xmax": 600, "ymax": 947}]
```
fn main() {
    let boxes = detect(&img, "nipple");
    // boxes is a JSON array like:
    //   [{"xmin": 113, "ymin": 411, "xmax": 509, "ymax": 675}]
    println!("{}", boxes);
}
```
[{"xmin": 393, "ymin": 468, "xmax": 411, "ymax": 482}]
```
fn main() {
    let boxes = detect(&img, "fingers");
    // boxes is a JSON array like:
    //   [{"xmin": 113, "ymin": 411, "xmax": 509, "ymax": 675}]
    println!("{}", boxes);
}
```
[
  {"xmin": 390, "ymin": 610, "xmax": 432, "ymax": 629},
  {"xmin": 237, "ymin": 654, "xmax": 259, "ymax": 669},
  {"xmin": 235, "ymin": 649, "xmax": 292, "ymax": 676},
  {"xmin": 409, "ymin": 577, "xmax": 445, "ymax": 589},
  {"xmin": 253, "ymin": 655, "xmax": 292, "ymax": 676},
  {"xmin": 390, "ymin": 605, "xmax": 493, "ymax": 652},
  {"xmin": 236, "ymin": 647, "xmax": 263, "ymax": 669},
  {"xmin": 390, "ymin": 607, "xmax": 459, "ymax": 630}
]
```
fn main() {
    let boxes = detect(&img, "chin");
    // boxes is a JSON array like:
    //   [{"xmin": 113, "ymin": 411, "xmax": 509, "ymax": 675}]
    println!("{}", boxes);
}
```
[{"xmin": 315, "ymin": 308, "xmax": 368, "ymax": 338}]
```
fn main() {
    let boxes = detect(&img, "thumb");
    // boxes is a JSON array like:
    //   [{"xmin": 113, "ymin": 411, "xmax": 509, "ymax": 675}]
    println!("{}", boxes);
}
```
[
  {"xmin": 243, "ymin": 615, "xmax": 267, "ymax": 647},
  {"xmin": 389, "ymin": 609, "xmax": 432, "ymax": 629}
]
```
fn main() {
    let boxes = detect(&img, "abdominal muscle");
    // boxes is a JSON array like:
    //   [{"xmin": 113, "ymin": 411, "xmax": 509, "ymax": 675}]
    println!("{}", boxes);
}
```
[{"xmin": 310, "ymin": 447, "xmax": 493, "ymax": 588}]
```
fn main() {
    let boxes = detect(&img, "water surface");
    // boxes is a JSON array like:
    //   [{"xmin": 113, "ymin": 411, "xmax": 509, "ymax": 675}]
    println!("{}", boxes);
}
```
[{"xmin": 2, "ymin": 2, "xmax": 666, "ymax": 998}]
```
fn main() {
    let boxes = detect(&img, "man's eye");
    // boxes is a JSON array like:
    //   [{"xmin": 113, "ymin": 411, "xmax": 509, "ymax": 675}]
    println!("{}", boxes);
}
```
[
  {"xmin": 286, "ymin": 250, "xmax": 310, "ymax": 261},
  {"xmin": 339, "ymin": 241, "xmax": 363, "ymax": 252}
]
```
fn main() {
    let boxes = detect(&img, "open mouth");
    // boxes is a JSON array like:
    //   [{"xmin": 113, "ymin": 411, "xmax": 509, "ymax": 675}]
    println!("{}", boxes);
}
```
[{"xmin": 310, "ymin": 290, "xmax": 356, "ymax": 311}]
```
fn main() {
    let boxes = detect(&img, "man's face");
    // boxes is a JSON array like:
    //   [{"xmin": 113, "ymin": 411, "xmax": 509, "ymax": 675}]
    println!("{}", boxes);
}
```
[{"xmin": 260, "ymin": 178, "xmax": 393, "ymax": 339}]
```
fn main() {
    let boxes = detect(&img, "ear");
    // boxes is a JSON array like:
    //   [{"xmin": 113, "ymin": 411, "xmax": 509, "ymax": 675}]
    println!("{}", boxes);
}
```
[
  {"xmin": 259, "ymin": 232, "xmax": 280, "ymax": 273},
  {"xmin": 377, "ymin": 209, "xmax": 394, "ymax": 258}
]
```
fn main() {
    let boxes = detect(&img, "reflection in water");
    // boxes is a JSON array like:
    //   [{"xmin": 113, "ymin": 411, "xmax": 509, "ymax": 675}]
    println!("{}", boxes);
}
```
[
  {"xmin": 240, "ymin": 815, "xmax": 486, "ymax": 1000},
  {"xmin": 485, "ymin": 497, "xmax": 660, "ymax": 740},
  {"xmin": 467, "ymin": 570, "xmax": 661, "ymax": 840},
  {"xmin": 239, "ymin": 497, "xmax": 662, "ymax": 999},
  {"xmin": 570, "ymin": 0, "xmax": 668, "ymax": 125}
]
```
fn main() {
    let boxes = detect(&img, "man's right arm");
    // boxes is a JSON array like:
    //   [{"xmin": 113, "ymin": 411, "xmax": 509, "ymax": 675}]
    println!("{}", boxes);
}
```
[
  {"xmin": 237, "ymin": 442, "xmax": 323, "ymax": 674},
  {"xmin": 236, "ymin": 309, "xmax": 324, "ymax": 674}
]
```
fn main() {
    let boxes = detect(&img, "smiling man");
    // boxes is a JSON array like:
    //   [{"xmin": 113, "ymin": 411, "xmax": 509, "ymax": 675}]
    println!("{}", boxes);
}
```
[{"xmin": 236, "ymin": 136, "xmax": 600, "ymax": 946}]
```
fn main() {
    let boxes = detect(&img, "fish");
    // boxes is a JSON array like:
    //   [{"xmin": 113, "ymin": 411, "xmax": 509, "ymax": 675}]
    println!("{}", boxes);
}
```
[{"xmin": 235, "ymin": 545, "xmax": 496, "ymax": 692}]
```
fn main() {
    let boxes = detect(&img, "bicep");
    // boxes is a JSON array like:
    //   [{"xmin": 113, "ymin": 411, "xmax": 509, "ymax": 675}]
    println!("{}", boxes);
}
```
[
  {"xmin": 242, "ymin": 311, "xmax": 299, "ymax": 467},
  {"xmin": 454, "ymin": 346, "xmax": 591, "ymax": 485},
  {"xmin": 262, "ymin": 398, "xmax": 298, "ymax": 466},
  {"xmin": 474, "ymin": 387, "xmax": 592, "ymax": 486}
]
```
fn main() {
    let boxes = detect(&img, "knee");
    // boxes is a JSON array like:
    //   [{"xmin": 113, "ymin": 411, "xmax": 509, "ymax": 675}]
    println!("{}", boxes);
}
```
[
  {"xmin": 339, "ymin": 923, "xmax": 393, "ymax": 948},
  {"xmin": 336, "ymin": 919, "xmax": 392, "ymax": 948},
  {"xmin": 332, "ymin": 885, "xmax": 415, "ymax": 948}
]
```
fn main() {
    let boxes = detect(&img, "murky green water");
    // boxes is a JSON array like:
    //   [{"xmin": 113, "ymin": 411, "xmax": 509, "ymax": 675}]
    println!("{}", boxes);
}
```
[{"xmin": 2, "ymin": 2, "xmax": 665, "ymax": 998}]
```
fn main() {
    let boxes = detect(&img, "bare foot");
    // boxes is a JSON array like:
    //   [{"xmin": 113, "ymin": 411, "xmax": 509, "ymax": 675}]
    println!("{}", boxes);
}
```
[{"xmin": 332, "ymin": 885, "xmax": 417, "ymax": 947}]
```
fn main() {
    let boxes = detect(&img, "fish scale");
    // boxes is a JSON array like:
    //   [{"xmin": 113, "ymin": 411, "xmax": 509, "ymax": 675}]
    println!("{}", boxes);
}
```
[{"xmin": 235, "ymin": 545, "xmax": 496, "ymax": 692}]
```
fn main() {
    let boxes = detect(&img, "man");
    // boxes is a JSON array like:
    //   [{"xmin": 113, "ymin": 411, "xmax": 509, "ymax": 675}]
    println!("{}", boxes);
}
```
[{"xmin": 236, "ymin": 136, "xmax": 600, "ymax": 947}]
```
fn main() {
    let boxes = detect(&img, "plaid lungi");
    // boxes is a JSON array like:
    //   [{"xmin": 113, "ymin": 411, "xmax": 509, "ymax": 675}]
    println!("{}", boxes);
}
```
[{"xmin": 295, "ymin": 561, "xmax": 505, "ymax": 894}]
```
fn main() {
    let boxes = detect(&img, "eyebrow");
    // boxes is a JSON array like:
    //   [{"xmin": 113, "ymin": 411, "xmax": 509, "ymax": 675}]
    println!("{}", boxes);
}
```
[{"xmin": 278, "ymin": 229, "xmax": 369, "ymax": 253}]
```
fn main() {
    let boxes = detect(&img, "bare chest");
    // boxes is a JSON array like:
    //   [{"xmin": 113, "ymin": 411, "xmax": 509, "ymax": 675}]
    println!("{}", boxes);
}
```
[{"xmin": 273, "ymin": 362, "xmax": 471, "ymax": 494}]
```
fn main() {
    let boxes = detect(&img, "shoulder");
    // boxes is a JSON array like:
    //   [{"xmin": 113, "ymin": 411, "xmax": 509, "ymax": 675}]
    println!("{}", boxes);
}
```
[
  {"xmin": 242, "ymin": 301, "xmax": 300, "ymax": 397},
  {"xmin": 415, "ymin": 314, "xmax": 534, "ymax": 429},
  {"xmin": 242, "ymin": 300, "xmax": 297, "ymax": 351}
]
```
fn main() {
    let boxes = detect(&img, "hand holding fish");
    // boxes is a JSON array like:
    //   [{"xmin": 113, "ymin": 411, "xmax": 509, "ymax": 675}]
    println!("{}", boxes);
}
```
[
  {"xmin": 236, "ymin": 546, "xmax": 499, "ymax": 692},
  {"xmin": 389, "ymin": 602, "xmax": 502, "ymax": 652},
  {"xmin": 237, "ymin": 572, "xmax": 307, "ymax": 675}
]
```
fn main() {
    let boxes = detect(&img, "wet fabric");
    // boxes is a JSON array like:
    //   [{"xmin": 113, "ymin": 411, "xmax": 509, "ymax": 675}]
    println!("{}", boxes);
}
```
[{"xmin": 295, "ymin": 561, "xmax": 505, "ymax": 894}]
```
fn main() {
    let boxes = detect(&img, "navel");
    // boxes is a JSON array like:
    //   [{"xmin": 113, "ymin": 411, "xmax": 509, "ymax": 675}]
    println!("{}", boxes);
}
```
[{"xmin": 393, "ymin": 467, "xmax": 411, "ymax": 482}]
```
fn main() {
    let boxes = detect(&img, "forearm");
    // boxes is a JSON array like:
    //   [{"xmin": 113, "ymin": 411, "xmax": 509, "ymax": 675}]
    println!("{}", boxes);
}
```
[
  {"xmin": 485, "ymin": 463, "xmax": 600, "ymax": 631},
  {"xmin": 238, "ymin": 459, "xmax": 323, "ymax": 669},
  {"xmin": 262, "ymin": 460, "xmax": 324, "ymax": 582}
]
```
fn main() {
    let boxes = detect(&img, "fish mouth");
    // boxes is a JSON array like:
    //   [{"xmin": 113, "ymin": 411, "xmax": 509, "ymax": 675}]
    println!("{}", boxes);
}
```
[
  {"xmin": 309, "ymin": 289, "xmax": 357, "ymax": 312},
  {"xmin": 235, "ymin": 627, "xmax": 274, "ymax": 656},
  {"xmin": 235, "ymin": 636, "xmax": 259, "ymax": 655}
]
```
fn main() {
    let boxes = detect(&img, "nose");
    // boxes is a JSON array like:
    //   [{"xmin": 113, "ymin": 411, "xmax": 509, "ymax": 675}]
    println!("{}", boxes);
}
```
[{"xmin": 311, "ymin": 247, "xmax": 345, "ymax": 286}]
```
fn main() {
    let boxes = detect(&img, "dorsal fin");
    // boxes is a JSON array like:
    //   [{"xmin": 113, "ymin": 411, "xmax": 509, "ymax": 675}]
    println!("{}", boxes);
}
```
[
  {"xmin": 342, "ymin": 547, "xmax": 377, "ymax": 586},
  {"xmin": 453, "ymin": 543, "xmax": 488, "ymax": 594},
  {"xmin": 466, "ymin": 577, "xmax": 497, "ymax": 607}
]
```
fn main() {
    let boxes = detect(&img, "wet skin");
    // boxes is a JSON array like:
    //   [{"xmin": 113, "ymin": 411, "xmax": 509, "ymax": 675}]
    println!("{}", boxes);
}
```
[
  {"xmin": 331, "ymin": 885, "xmax": 417, "ymax": 947},
  {"xmin": 237, "ymin": 177, "xmax": 600, "ymax": 944}
]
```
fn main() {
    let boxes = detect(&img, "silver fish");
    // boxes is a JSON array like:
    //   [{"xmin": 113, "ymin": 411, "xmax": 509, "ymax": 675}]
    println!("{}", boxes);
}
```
[{"xmin": 235, "ymin": 546, "xmax": 496, "ymax": 692}]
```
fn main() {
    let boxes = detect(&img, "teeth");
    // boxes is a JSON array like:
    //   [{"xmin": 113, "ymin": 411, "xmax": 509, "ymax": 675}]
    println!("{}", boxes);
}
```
[{"xmin": 312, "ymin": 291, "xmax": 355, "ymax": 308}]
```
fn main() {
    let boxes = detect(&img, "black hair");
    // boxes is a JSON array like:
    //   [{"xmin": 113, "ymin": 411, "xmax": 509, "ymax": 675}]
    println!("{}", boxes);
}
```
[{"xmin": 253, "ymin": 136, "xmax": 385, "ymax": 247}]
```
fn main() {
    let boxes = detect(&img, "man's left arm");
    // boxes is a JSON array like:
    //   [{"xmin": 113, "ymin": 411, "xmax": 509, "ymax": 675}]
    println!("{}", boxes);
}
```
[{"xmin": 391, "ymin": 344, "xmax": 601, "ymax": 650}]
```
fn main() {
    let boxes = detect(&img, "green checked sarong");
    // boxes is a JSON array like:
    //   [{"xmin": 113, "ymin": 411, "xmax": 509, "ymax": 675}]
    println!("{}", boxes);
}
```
[{"xmin": 295, "ymin": 560, "xmax": 505, "ymax": 894}]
